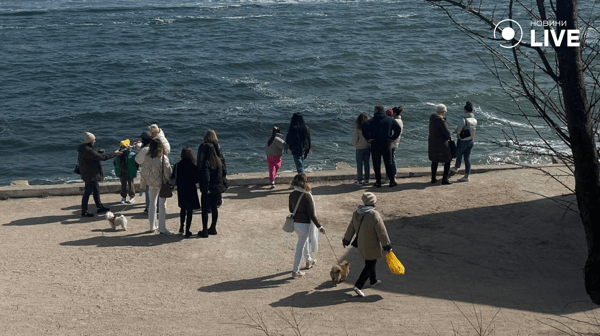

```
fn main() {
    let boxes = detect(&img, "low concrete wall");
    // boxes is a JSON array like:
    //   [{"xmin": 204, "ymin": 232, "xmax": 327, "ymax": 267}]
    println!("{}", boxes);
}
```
[{"xmin": 0, "ymin": 164, "xmax": 529, "ymax": 199}]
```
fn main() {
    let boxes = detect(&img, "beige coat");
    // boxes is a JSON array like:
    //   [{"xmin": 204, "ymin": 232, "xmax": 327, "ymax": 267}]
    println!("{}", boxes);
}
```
[{"xmin": 343, "ymin": 208, "xmax": 391, "ymax": 260}]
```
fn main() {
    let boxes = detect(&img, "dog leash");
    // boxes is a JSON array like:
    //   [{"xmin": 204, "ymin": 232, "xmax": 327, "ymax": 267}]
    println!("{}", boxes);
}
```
[{"xmin": 323, "ymin": 232, "xmax": 341, "ymax": 265}]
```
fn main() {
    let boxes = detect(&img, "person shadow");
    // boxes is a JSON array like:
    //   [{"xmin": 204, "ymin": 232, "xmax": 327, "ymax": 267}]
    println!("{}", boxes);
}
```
[
  {"xmin": 198, "ymin": 271, "xmax": 292, "ymax": 293},
  {"xmin": 270, "ymin": 282, "xmax": 383, "ymax": 308},
  {"xmin": 60, "ymin": 231, "xmax": 184, "ymax": 247}
]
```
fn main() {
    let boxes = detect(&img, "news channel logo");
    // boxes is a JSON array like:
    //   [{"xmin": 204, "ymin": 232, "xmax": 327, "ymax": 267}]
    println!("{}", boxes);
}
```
[{"xmin": 494, "ymin": 19, "xmax": 580, "ymax": 48}]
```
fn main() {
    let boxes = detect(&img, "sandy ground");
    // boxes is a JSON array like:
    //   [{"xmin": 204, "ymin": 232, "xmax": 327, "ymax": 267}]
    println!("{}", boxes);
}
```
[{"xmin": 1, "ymin": 166, "xmax": 598, "ymax": 336}]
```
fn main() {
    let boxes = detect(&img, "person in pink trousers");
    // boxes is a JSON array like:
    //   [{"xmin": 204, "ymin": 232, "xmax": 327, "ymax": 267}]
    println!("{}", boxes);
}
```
[{"xmin": 265, "ymin": 126, "xmax": 287, "ymax": 188}]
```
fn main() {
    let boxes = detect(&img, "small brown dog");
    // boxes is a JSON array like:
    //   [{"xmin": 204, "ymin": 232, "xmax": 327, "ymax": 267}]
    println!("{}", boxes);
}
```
[{"xmin": 330, "ymin": 260, "xmax": 350, "ymax": 286}]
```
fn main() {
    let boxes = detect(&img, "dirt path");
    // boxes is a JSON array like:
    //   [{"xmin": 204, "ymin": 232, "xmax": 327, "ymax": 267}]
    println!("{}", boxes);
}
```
[{"xmin": 0, "ymin": 167, "xmax": 596, "ymax": 335}]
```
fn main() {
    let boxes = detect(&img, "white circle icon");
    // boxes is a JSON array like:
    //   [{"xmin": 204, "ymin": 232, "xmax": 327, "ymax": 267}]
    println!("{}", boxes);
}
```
[{"xmin": 494, "ymin": 19, "xmax": 523, "ymax": 48}]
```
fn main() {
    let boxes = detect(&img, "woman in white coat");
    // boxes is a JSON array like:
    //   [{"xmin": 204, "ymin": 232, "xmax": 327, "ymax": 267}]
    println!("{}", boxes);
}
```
[{"xmin": 140, "ymin": 138, "xmax": 173, "ymax": 235}]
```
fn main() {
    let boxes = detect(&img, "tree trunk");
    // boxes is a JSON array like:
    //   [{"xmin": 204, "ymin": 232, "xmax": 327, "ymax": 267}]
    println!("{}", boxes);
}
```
[{"xmin": 556, "ymin": 0, "xmax": 600, "ymax": 304}]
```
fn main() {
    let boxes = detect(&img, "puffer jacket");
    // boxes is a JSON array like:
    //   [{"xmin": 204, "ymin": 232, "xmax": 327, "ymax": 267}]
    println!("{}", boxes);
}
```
[
  {"xmin": 77, "ymin": 143, "xmax": 117, "ymax": 182},
  {"xmin": 140, "ymin": 155, "xmax": 172, "ymax": 189},
  {"xmin": 343, "ymin": 206, "xmax": 392, "ymax": 260}
]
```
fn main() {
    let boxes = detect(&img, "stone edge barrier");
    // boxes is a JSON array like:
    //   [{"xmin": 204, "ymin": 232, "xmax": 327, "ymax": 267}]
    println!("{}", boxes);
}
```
[{"xmin": 0, "ymin": 164, "xmax": 536, "ymax": 199}]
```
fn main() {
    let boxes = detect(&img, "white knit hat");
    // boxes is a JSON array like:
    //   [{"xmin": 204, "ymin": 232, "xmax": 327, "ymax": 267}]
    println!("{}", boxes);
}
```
[
  {"xmin": 84, "ymin": 132, "xmax": 96, "ymax": 144},
  {"xmin": 362, "ymin": 192, "xmax": 377, "ymax": 206},
  {"xmin": 436, "ymin": 104, "xmax": 447, "ymax": 114}
]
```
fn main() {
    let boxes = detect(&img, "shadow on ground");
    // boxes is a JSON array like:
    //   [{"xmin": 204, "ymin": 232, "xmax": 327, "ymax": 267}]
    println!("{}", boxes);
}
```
[
  {"xmin": 60, "ymin": 232, "xmax": 184, "ymax": 247},
  {"xmin": 198, "ymin": 271, "xmax": 292, "ymax": 292},
  {"xmin": 328, "ymin": 194, "xmax": 594, "ymax": 315}
]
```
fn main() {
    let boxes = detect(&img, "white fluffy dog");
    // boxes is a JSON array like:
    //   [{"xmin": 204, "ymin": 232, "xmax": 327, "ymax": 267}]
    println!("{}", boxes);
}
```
[{"xmin": 105, "ymin": 211, "xmax": 128, "ymax": 231}]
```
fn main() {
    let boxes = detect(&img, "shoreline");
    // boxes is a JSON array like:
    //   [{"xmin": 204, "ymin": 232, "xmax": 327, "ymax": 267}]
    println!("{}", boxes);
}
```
[{"xmin": 0, "ymin": 163, "xmax": 541, "ymax": 199}]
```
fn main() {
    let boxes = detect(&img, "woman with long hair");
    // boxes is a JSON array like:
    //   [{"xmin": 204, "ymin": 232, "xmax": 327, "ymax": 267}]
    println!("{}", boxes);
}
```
[
  {"xmin": 286, "ymin": 113, "xmax": 311, "ymax": 173},
  {"xmin": 171, "ymin": 147, "xmax": 200, "ymax": 238},
  {"xmin": 288, "ymin": 173, "xmax": 326, "ymax": 279},
  {"xmin": 265, "ymin": 126, "xmax": 287, "ymax": 188},
  {"xmin": 197, "ymin": 143, "xmax": 227, "ymax": 238},
  {"xmin": 352, "ymin": 113, "xmax": 371, "ymax": 186},
  {"xmin": 198, "ymin": 129, "xmax": 228, "ymax": 206},
  {"xmin": 140, "ymin": 138, "xmax": 173, "ymax": 235}
]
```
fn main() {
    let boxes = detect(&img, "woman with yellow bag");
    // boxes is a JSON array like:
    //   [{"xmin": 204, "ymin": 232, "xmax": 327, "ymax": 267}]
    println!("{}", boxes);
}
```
[{"xmin": 342, "ymin": 192, "xmax": 392, "ymax": 297}]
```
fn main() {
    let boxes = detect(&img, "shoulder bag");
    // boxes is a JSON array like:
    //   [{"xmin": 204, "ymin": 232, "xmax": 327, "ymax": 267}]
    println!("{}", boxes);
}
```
[
  {"xmin": 159, "ymin": 156, "xmax": 173, "ymax": 198},
  {"xmin": 283, "ymin": 193, "xmax": 304, "ymax": 233},
  {"xmin": 459, "ymin": 118, "xmax": 472, "ymax": 139}
]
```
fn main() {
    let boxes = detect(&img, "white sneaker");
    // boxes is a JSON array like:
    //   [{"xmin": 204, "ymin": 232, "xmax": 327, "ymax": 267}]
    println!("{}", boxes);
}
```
[
  {"xmin": 159, "ymin": 230, "xmax": 174, "ymax": 236},
  {"xmin": 451, "ymin": 167, "xmax": 459, "ymax": 173},
  {"xmin": 355, "ymin": 181, "xmax": 363, "ymax": 186},
  {"xmin": 120, "ymin": 197, "xmax": 127, "ymax": 204},
  {"xmin": 292, "ymin": 271, "xmax": 305, "ymax": 279},
  {"xmin": 270, "ymin": 181, "xmax": 276, "ymax": 189},
  {"xmin": 371, "ymin": 280, "xmax": 382, "ymax": 287},
  {"xmin": 457, "ymin": 176, "xmax": 470, "ymax": 182},
  {"xmin": 127, "ymin": 197, "xmax": 136, "ymax": 204},
  {"xmin": 353, "ymin": 287, "xmax": 365, "ymax": 297},
  {"xmin": 305, "ymin": 259, "xmax": 317, "ymax": 269},
  {"xmin": 363, "ymin": 180, "xmax": 370, "ymax": 185}
]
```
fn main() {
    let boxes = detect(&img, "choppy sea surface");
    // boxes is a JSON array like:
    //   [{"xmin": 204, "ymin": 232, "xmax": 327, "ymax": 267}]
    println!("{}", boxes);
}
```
[{"xmin": 0, "ymin": 0, "xmax": 581, "ymax": 186}]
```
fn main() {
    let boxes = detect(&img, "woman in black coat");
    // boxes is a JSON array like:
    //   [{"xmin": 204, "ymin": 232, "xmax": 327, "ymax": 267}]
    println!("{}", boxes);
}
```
[
  {"xmin": 197, "ymin": 143, "xmax": 227, "ymax": 238},
  {"xmin": 428, "ymin": 104, "xmax": 453, "ymax": 185},
  {"xmin": 286, "ymin": 112, "xmax": 311, "ymax": 173},
  {"xmin": 77, "ymin": 132, "xmax": 122, "ymax": 217},
  {"xmin": 171, "ymin": 147, "xmax": 200, "ymax": 238}
]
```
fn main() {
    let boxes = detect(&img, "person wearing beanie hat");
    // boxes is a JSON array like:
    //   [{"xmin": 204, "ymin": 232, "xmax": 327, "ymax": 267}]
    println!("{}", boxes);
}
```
[
  {"xmin": 428, "ymin": 103, "xmax": 453, "ymax": 185},
  {"xmin": 77, "ymin": 132, "xmax": 123, "ymax": 217},
  {"xmin": 84, "ymin": 132, "xmax": 96, "ymax": 144},
  {"xmin": 361, "ymin": 105, "xmax": 401, "ymax": 188},
  {"xmin": 343, "ymin": 192, "xmax": 392, "ymax": 297},
  {"xmin": 361, "ymin": 192, "xmax": 377, "ymax": 206}
]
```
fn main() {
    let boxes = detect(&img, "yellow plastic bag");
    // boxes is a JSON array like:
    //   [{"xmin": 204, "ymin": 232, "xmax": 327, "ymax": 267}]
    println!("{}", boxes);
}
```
[{"xmin": 386, "ymin": 251, "xmax": 405, "ymax": 275}]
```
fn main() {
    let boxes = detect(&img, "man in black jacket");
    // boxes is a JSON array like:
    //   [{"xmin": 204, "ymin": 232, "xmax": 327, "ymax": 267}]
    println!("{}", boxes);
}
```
[
  {"xmin": 362, "ymin": 106, "xmax": 401, "ymax": 187},
  {"xmin": 77, "ymin": 132, "xmax": 122, "ymax": 217}
]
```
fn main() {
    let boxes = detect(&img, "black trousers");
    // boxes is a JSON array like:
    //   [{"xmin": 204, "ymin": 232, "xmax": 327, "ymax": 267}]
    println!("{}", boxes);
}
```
[
  {"xmin": 81, "ymin": 180, "xmax": 102, "ymax": 214},
  {"xmin": 355, "ymin": 259, "xmax": 378, "ymax": 289},
  {"xmin": 371, "ymin": 141, "xmax": 395, "ymax": 184},
  {"xmin": 201, "ymin": 192, "xmax": 219, "ymax": 232},
  {"xmin": 431, "ymin": 161, "xmax": 451, "ymax": 181},
  {"xmin": 180, "ymin": 208, "xmax": 193, "ymax": 232}
]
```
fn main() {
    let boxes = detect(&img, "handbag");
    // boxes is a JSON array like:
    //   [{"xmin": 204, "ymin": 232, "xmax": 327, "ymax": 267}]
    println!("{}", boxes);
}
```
[
  {"xmin": 459, "ymin": 118, "xmax": 471, "ymax": 139},
  {"xmin": 449, "ymin": 140, "xmax": 457, "ymax": 159},
  {"xmin": 351, "ymin": 214, "xmax": 366, "ymax": 248},
  {"xmin": 74, "ymin": 165, "xmax": 80, "ymax": 174},
  {"xmin": 283, "ymin": 192, "xmax": 304, "ymax": 233},
  {"xmin": 159, "ymin": 156, "xmax": 173, "ymax": 198}
]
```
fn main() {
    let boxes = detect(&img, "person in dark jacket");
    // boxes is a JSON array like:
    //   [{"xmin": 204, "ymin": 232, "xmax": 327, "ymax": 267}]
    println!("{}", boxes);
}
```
[
  {"xmin": 77, "ymin": 132, "xmax": 122, "ymax": 217},
  {"xmin": 362, "ymin": 105, "xmax": 401, "ymax": 188},
  {"xmin": 288, "ymin": 173, "xmax": 326, "ymax": 279},
  {"xmin": 197, "ymin": 143, "xmax": 226, "ymax": 238},
  {"xmin": 197, "ymin": 129, "xmax": 228, "ymax": 207},
  {"xmin": 286, "ymin": 112, "xmax": 311, "ymax": 173},
  {"xmin": 428, "ymin": 104, "xmax": 453, "ymax": 185},
  {"xmin": 171, "ymin": 147, "xmax": 200, "ymax": 238}
]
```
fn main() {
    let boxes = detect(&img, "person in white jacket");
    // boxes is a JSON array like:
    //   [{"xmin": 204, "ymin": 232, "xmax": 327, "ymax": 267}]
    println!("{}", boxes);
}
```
[
  {"xmin": 139, "ymin": 138, "xmax": 173, "ymax": 235},
  {"xmin": 389, "ymin": 106, "xmax": 404, "ymax": 178},
  {"xmin": 452, "ymin": 101, "xmax": 477, "ymax": 182}
]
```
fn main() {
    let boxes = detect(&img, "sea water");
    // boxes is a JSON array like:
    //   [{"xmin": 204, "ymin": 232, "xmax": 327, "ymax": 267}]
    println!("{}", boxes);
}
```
[{"xmin": 0, "ymin": 0, "xmax": 578, "ymax": 186}]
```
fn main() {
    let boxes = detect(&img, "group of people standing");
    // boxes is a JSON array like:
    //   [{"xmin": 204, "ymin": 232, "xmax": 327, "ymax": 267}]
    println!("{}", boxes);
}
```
[{"xmin": 77, "ymin": 125, "xmax": 227, "ymax": 239}]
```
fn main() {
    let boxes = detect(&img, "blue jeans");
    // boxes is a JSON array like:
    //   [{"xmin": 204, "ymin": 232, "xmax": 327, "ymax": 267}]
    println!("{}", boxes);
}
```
[
  {"xmin": 455, "ymin": 139, "xmax": 474, "ymax": 174},
  {"xmin": 293, "ymin": 155, "xmax": 304, "ymax": 173},
  {"xmin": 355, "ymin": 148, "xmax": 370, "ymax": 182}
]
